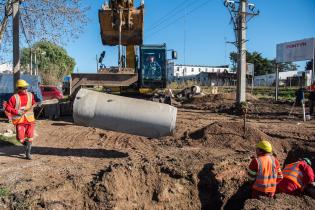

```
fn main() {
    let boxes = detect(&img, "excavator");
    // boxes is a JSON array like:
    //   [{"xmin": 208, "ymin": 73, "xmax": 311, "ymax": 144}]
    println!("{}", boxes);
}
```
[{"xmin": 70, "ymin": 0, "xmax": 177, "ymax": 97}]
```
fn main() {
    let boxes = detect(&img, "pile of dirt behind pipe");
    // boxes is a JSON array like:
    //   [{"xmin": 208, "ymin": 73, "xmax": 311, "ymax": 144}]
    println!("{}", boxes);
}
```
[{"xmin": 179, "ymin": 93, "xmax": 297, "ymax": 119}]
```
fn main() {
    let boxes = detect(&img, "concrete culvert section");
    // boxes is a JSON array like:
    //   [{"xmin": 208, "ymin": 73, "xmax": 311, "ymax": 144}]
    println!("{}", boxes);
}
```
[{"xmin": 73, "ymin": 88, "xmax": 177, "ymax": 138}]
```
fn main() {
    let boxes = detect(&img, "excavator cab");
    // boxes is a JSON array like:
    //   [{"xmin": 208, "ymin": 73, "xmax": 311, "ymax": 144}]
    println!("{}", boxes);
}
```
[{"xmin": 139, "ymin": 44, "xmax": 167, "ymax": 89}]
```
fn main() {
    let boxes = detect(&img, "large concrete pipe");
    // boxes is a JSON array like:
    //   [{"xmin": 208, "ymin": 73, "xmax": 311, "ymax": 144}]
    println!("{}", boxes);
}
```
[{"xmin": 73, "ymin": 89, "xmax": 177, "ymax": 138}]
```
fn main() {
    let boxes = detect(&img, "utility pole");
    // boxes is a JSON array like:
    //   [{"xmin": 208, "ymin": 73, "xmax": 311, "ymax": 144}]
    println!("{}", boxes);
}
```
[
  {"xmin": 30, "ymin": 48, "xmax": 33, "ymax": 75},
  {"xmin": 96, "ymin": 54, "xmax": 99, "ymax": 72},
  {"xmin": 13, "ymin": 0, "xmax": 20, "ymax": 92},
  {"xmin": 275, "ymin": 64, "xmax": 279, "ymax": 101},
  {"xmin": 237, "ymin": 0, "xmax": 247, "ymax": 102},
  {"xmin": 313, "ymin": 48, "xmax": 315, "ymax": 84},
  {"xmin": 184, "ymin": 7, "xmax": 186, "ymax": 65},
  {"xmin": 34, "ymin": 52, "xmax": 37, "ymax": 75},
  {"xmin": 224, "ymin": 0, "xmax": 259, "ymax": 103}
]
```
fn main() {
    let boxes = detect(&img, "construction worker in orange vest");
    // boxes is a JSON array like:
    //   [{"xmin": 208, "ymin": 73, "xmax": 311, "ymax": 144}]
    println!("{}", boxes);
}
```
[
  {"xmin": 248, "ymin": 140, "xmax": 283, "ymax": 198},
  {"xmin": 277, "ymin": 158, "xmax": 314, "ymax": 196},
  {"xmin": 5, "ymin": 79, "xmax": 36, "ymax": 160}
]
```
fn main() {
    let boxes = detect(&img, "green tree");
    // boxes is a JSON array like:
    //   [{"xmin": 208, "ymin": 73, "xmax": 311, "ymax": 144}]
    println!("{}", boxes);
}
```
[
  {"xmin": 229, "ymin": 51, "xmax": 297, "ymax": 76},
  {"xmin": 229, "ymin": 52, "xmax": 237, "ymax": 72},
  {"xmin": 21, "ymin": 41, "xmax": 75, "ymax": 84},
  {"xmin": 247, "ymin": 51, "xmax": 273, "ymax": 76}
]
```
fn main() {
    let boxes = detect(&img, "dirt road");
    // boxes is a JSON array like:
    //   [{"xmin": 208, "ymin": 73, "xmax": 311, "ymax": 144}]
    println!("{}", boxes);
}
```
[{"xmin": 1, "ymin": 97, "xmax": 315, "ymax": 209}]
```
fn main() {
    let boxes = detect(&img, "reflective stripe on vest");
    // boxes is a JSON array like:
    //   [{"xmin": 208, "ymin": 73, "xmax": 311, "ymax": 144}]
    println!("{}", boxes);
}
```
[
  {"xmin": 12, "ymin": 92, "xmax": 35, "ymax": 125},
  {"xmin": 282, "ymin": 162, "xmax": 304, "ymax": 188},
  {"xmin": 252, "ymin": 155, "xmax": 277, "ymax": 193}
]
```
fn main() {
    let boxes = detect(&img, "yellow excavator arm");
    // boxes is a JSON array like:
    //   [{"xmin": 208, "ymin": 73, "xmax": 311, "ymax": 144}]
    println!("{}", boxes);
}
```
[
  {"xmin": 99, "ymin": 0, "xmax": 144, "ymax": 46},
  {"xmin": 99, "ymin": 0, "xmax": 144, "ymax": 70}
]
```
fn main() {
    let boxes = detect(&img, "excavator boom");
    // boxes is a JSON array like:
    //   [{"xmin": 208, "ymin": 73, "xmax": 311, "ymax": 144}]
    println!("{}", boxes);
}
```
[{"xmin": 99, "ymin": 0, "xmax": 144, "ymax": 46}]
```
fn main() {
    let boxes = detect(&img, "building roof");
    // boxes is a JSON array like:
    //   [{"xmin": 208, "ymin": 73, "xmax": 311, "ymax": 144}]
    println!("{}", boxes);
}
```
[{"xmin": 173, "ymin": 64, "xmax": 229, "ymax": 68}]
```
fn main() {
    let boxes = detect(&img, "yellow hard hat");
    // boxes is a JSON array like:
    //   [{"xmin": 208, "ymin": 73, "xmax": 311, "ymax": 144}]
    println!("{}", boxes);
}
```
[
  {"xmin": 16, "ymin": 79, "xmax": 29, "ymax": 88},
  {"xmin": 256, "ymin": 140, "xmax": 272, "ymax": 153}
]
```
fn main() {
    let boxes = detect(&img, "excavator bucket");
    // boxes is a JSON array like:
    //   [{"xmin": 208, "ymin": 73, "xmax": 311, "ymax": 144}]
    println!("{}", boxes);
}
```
[{"xmin": 98, "ymin": 6, "xmax": 144, "ymax": 46}]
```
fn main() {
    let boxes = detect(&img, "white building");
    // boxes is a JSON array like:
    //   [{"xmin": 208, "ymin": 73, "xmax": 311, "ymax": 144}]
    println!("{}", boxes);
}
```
[
  {"xmin": 0, "ymin": 63, "xmax": 12, "ymax": 74},
  {"xmin": 167, "ymin": 63, "xmax": 230, "ymax": 82},
  {"xmin": 254, "ymin": 70, "xmax": 312, "ymax": 86}
]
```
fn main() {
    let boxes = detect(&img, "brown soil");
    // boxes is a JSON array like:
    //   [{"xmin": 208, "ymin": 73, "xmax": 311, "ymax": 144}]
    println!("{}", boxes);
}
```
[
  {"xmin": 0, "ymin": 97, "xmax": 315, "ymax": 210},
  {"xmin": 244, "ymin": 194, "xmax": 315, "ymax": 210}
]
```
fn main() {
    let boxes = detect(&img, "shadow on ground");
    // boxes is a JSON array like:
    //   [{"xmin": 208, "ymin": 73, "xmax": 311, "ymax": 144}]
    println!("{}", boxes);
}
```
[
  {"xmin": 0, "ymin": 140, "xmax": 16, "ymax": 147},
  {"xmin": 198, "ymin": 163, "xmax": 222, "ymax": 210},
  {"xmin": 0, "ymin": 146, "xmax": 128, "ymax": 159},
  {"xmin": 223, "ymin": 181, "xmax": 251, "ymax": 210},
  {"xmin": 51, "ymin": 122, "xmax": 74, "ymax": 126}
]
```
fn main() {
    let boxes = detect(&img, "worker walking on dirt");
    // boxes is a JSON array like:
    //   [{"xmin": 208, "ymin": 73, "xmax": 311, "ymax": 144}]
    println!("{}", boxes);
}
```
[
  {"xmin": 248, "ymin": 140, "xmax": 283, "ymax": 198},
  {"xmin": 5, "ymin": 79, "xmax": 37, "ymax": 160},
  {"xmin": 277, "ymin": 158, "xmax": 314, "ymax": 196}
]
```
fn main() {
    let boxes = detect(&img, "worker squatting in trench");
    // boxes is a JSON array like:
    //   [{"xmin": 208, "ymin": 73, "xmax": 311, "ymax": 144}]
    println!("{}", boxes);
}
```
[{"xmin": 248, "ymin": 140, "xmax": 315, "ymax": 199}]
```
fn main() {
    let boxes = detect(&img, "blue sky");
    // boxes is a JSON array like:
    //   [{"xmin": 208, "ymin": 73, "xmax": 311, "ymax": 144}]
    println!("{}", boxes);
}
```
[{"xmin": 66, "ymin": 0, "xmax": 315, "ymax": 73}]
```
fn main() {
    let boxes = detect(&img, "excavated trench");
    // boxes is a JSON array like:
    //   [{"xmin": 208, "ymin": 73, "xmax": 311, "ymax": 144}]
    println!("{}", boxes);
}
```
[{"xmin": 84, "ymin": 162, "xmax": 213, "ymax": 209}]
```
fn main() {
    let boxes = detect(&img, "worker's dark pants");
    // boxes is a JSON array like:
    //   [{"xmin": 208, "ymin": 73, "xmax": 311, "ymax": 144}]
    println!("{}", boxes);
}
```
[
  {"xmin": 309, "ymin": 92, "xmax": 315, "ymax": 115},
  {"xmin": 310, "ymin": 100, "xmax": 315, "ymax": 115}
]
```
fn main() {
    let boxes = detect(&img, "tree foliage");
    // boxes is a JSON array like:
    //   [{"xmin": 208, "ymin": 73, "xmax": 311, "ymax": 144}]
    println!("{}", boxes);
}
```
[
  {"xmin": 0, "ymin": 0, "xmax": 89, "ymax": 60},
  {"xmin": 229, "ymin": 51, "xmax": 298, "ymax": 76},
  {"xmin": 21, "ymin": 41, "xmax": 75, "ymax": 84}
]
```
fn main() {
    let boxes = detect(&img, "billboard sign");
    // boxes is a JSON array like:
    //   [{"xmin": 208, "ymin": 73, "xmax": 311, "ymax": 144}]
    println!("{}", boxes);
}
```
[{"xmin": 276, "ymin": 38, "xmax": 315, "ymax": 63}]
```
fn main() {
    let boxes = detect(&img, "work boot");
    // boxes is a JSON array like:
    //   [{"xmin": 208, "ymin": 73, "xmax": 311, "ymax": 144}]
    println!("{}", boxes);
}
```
[
  {"xmin": 25, "ymin": 142, "xmax": 32, "ymax": 160},
  {"xmin": 22, "ymin": 141, "xmax": 27, "ymax": 151}
]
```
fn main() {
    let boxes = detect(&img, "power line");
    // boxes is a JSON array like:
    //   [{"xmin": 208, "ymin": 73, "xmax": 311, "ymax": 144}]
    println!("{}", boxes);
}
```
[
  {"xmin": 20, "ymin": 15, "xmax": 31, "ymax": 48},
  {"xmin": 146, "ymin": 0, "xmax": 213, "ymax": 39},
  {"xmin": 146, "ymin": 0, "xmax": 195, "ymax": 33}
]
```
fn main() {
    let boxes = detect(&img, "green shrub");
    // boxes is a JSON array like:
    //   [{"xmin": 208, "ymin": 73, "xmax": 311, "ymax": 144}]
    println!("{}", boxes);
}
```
[{"xmin": 0, "ymin": 187, "xmax": 9, "ymax": 198}]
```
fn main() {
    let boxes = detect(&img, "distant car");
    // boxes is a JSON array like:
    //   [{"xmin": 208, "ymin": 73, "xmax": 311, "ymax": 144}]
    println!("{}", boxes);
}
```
[{"xmin": 40, "ymin": 85, "xmax": 64, "ymax": 101}]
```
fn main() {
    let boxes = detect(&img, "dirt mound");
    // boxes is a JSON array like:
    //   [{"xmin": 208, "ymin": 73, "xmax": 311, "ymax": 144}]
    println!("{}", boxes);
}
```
[
  {"xmin": 188, "ymin": 121, "xmax": 272, "ymax": 152},
  {"xmin": 85, "ymin": 159, "xmax": 204, "ymax": 210},
  {"xmin": 244, "ymin": 194, "xmax": 315, "ymax": 210},
  {"xmin": 189, "ymin": 92, "xmax": 257, "ymax": 104},
  {"xmin": 181, "ymin": 93, "xmax": 257, "ymax": 112}
]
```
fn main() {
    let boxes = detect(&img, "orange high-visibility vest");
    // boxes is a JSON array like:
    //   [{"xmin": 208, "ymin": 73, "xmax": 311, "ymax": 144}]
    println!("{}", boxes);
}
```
[
  {"xmin": 282, "ymin": 161, "xmax": 304, "ymax": 189},
  {"xmin": 11, "ymin": 92, "xmax": 35, "ymax": 125},
  {"xmin": 252, "ymin": 155, "xmax": 277, "ymax": 193}
]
